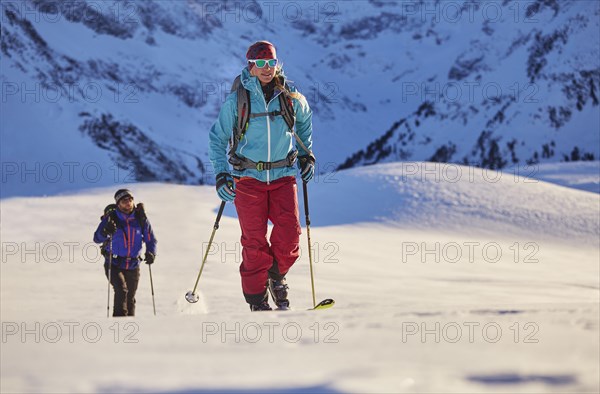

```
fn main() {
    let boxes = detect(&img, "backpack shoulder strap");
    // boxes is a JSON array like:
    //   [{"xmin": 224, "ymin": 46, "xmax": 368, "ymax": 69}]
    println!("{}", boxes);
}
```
[
  {"xmin": 229, "ymin": 75, "xmax": 251, "ymax": 157},
  {"xmin": 279, "ymin": 84, "xmax": 312, "ymax": 155},
  {"xmin": 278, "ymin": 83, "xmax": 295, "ymax": 132}
]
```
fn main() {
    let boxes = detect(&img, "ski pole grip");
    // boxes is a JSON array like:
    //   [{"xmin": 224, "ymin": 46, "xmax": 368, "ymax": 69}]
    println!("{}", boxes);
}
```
[
  {"xmin": 302, "ymin": 181, "xmax": 310, "ymax": 226},
  {"xmin": 214, "ymin": 201, "xmax": 226, "ymax": 230}
]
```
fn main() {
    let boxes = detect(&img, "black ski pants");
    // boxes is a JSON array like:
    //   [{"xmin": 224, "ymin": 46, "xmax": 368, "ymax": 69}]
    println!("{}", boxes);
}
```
[{"xmin": 105, "ymin": 264, "xmax": 140, "ymax": 317}]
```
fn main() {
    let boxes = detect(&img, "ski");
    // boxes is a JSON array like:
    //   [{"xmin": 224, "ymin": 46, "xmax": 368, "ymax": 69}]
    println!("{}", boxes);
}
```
[
  {"xmin": 310, "ymin": 298, "xmax": 335, "ymax": 310},
  {"xmin": 269, "ymin": 299, "xmax": 334, "ymax": 311}
]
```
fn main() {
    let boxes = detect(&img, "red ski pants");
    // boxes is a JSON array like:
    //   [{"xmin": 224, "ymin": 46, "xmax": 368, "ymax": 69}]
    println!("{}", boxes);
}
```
[{"xmin": 234, "ymin": 176, "xmax": 301, "ymax": 304}]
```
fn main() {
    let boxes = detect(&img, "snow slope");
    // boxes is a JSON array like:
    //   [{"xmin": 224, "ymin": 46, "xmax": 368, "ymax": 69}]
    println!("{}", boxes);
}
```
[
  {"xmin": 2, "ymin": 1, "xmax": 599, "ymax": 198},
  {"xmin": 531, "ymin": 161, "xmax": 600, "ymax": 194},
  {"xmin": 1, "ymin": 163, "xmax": 598, "ymax": 393}
]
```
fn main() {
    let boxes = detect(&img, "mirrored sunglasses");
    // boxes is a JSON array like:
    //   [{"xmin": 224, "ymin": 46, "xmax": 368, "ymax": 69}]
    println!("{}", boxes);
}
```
[{"xmin": 249, "ymin": 59, "xmax": 278, "ymax": 68}]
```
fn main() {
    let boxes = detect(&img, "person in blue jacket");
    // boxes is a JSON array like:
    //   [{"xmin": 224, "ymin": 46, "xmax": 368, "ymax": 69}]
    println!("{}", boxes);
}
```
[
  {"xmin": 209, "ymin": 41, "xmax": 315, "ymax": 311},
  {"xmin": 94, "ymin": 189, "xmax": 157, "ymax": 317}
]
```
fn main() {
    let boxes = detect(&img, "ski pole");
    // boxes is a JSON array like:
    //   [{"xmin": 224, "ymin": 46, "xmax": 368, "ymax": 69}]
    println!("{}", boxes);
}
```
[
  {"xmin": 106, "ymin": 234, "xmax": 112, "ymax": 318},
  {"xmin": 185, "ymin": 201, "xmax": 226, "ymax": 303},
  {"xmin": 302, "ymin": 181, "xmax": 317, "ymax": 308},
  {"xmin": 148, "ymin": 264, "xmax": 156, "ymax": 315}
]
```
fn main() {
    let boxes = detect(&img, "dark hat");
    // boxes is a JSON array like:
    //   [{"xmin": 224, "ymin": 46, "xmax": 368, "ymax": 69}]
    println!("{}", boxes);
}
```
[
  {"xmin": 246, "ymin": 41, "xmax": 277, "ymax": 69},
  {"xmin": 114, "ymin": 189, "xmax": 133, "ymax": 203}
]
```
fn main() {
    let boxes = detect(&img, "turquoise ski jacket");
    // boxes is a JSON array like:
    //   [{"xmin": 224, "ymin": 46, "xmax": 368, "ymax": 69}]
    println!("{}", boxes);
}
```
[{"xmin": 209, "ymin": 67, "xmax": 313, "ymax": 183}]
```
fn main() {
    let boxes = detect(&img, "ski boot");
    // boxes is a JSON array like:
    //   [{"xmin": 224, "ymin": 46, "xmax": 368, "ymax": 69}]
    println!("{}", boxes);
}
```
[
  {"xmin": 268, "ymin": 277, "xmax": 290, "ymax": 309},
  {"xmin": 249, "ymin": 300, "xmax": 272, "ymax": 311}
]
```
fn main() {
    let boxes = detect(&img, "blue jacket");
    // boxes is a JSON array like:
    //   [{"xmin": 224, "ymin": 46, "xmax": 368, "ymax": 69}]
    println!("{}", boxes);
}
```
[
  {"xmin": 94, "ymin": 209, "xmax": 157, "ymax": 270},
  {"xmin": 209, "ymin": 67, "xmax": 313, "ymax": 183}
]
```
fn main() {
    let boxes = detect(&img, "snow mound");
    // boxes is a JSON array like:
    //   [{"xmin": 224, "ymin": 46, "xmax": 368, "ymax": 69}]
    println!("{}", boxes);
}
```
[{"xmin": 308, "ymin": 162, "xmax": 599, "ymax": 244}]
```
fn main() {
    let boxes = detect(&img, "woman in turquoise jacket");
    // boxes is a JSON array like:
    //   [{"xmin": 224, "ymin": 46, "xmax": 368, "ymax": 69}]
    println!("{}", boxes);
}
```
[{"xmin": 208, "ymin": 41, "xmax": 315, "ymax": 311}]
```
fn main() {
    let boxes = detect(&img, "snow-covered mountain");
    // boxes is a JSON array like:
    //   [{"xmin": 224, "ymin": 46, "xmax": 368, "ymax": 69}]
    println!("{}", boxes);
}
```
[
  {"xmin": 1, "ymin": 0, "xmax": 599, "ymax": 197},
  {"xmin": 334, "ymin": 0, "xmax": 600, "ymax": 171}
]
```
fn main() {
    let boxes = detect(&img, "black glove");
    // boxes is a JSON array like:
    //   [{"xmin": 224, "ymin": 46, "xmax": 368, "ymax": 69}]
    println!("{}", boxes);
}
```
[
  {"xmin": 145, "ymin": 251, "xmax": 155, "ymax": 265},
  {"xmin": 102, "ymin": 216, "xmax": 117, "ymax": 237},
  {"xmin": 297, "ymin": 153, "xmax": 316, "ymax": 182},
  {"xmin": 215, "ymin": 172, "xmax": 236, "ymax": 202}
]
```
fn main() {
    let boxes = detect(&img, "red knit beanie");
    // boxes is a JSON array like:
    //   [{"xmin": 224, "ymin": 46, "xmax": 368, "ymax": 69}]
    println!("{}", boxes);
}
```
[{"xmin": 246, "ymin": 41, "xmax": 277, "ymax": 69}]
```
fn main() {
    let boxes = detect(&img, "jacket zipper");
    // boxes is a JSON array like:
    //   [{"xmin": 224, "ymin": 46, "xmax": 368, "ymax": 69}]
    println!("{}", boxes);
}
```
[
  {"xmin": 126, "ymin": 218, "xmax": 132, "ymax": 269},
  {"xmin": 260, "ymin": 90, "xmax": 282, "ymax": 185},
  {"xmin": 114, "ymin": 212, "xmax": 141, "ymax": 270}
]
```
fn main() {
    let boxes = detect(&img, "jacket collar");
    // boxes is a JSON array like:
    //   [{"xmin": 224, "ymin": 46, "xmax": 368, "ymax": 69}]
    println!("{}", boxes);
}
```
[{"xmin": 116, "ymin": 209, "xmax": 135, "ymax": 220}]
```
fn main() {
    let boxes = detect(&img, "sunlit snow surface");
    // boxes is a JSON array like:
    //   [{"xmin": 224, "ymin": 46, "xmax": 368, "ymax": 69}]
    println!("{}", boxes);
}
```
[{"xmin": 1, "ymin": 162, "xmax": 598, "ymax": 393}]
